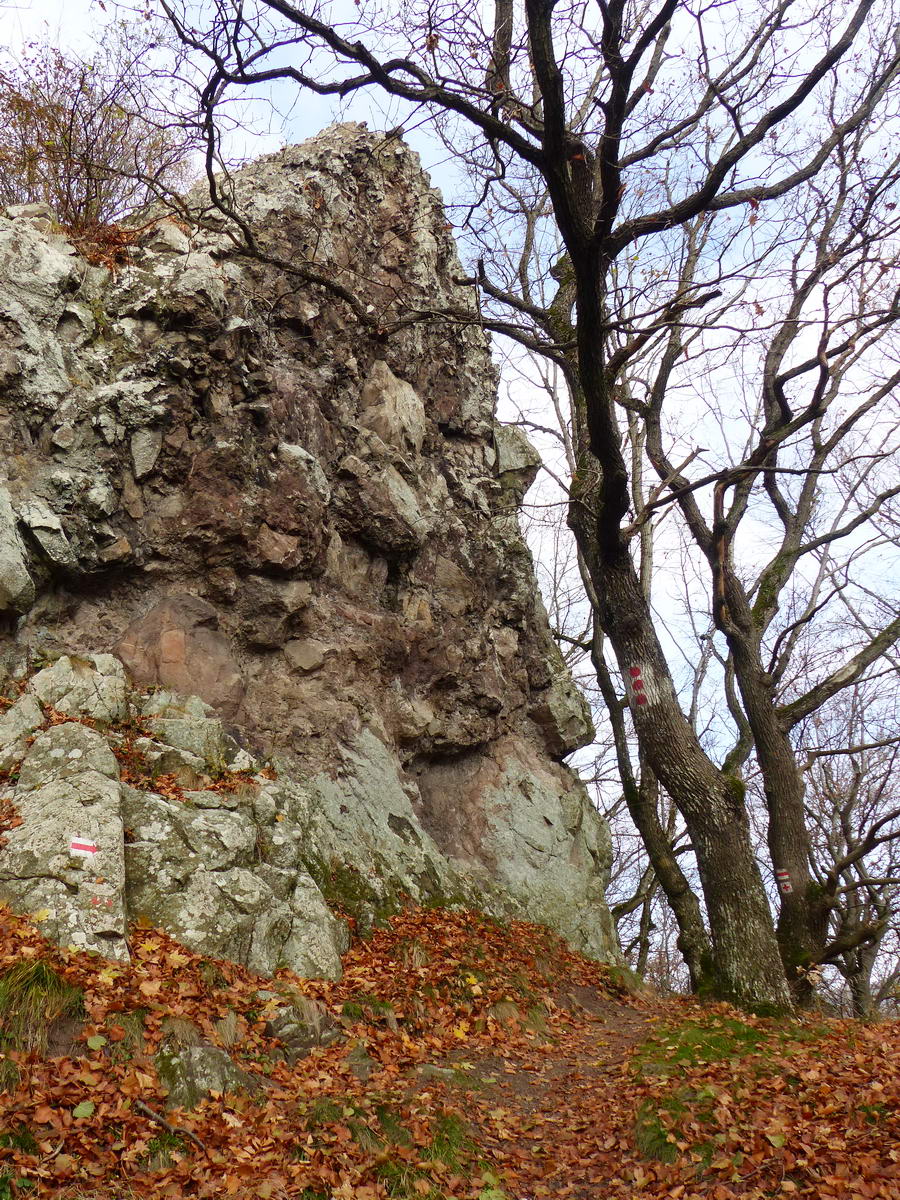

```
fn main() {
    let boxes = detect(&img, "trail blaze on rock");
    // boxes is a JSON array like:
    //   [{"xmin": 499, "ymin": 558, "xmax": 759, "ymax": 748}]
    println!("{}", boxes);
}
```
[{"xmin": 0, "ymin": 124, "xmax": 619, "ymax": 972}]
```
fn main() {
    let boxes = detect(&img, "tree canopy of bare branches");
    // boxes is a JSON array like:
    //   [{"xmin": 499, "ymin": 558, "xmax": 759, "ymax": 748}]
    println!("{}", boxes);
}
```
[
  {"xmin": 155, "ymin": 0, "xmax": 900, "ymax": 1013},
  {"xmin": 0, "ymin": 22, "xmax": 194, "ymax": 230}
]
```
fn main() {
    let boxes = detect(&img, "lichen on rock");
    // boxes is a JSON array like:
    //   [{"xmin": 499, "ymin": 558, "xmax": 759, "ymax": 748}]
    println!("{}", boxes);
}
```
[{"xmin": 0, "ymin": 122, "xmax": 619, "ymax": 976}]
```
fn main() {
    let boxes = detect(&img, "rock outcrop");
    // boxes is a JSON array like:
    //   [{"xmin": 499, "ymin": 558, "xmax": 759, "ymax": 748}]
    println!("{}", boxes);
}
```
[{"xmin": 0, "ymin": 124, "xmax": 618, "ymax": 974}]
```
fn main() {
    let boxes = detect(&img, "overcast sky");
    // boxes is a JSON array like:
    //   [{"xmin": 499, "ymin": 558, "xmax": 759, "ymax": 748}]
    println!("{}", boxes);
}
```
[{"xmin": 6, "ymin": 0, "xmax": 101, "ymax": 51}]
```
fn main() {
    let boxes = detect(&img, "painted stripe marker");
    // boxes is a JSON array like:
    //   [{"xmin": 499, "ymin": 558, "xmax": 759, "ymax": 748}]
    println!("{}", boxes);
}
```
[
  {"xmin": 70, "ymin": 837, "xmax": 99, "ymax": 859},
  {"xmin": 775, "ymin": 869, "xmax": 793, "ymax": 895}
]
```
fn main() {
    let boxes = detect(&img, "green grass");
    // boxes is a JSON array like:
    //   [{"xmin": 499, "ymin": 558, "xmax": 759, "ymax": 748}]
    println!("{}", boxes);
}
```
[
  {"xmin": 635, "ymin": 1015, "xmax": 768, "ymax": 1077},
  {"xmin": 429, "ymin": 1112, "xmax": 471, "ymax": 1164},
  {"xmin": 631, "ymin": 1013, "xmax": 830, "ymax": 1172},
  {"xmin": 635, "ymin": 1012, "xmax": 827, "ymax": 1080},
  {"xmin": 143, "ymin": 1129, "xmax": 186, "ymax": 1171},
  {"xmin": 375, "ymin": 1102, "xmax": 414, "ymax": 1146},
  {"xmin": 377, "ymin": 1111, "xmax": 479, "ymax": 1198},
  {"xmin": 310, "ymin": 1096, "xmax": 345, "ymax": 1124},
  {"xmin": 106, "ymin": 1010, "xmax": 147, "ymax": 1064},
  {"xmin": 0, "ymin": 1125, "xmax": 38, "ymax": 1154},
  {"xmin": 0, "ymin": 1059, "xmax": 19, "ymax": 1094},
  {"xmin": 633, "ymin": 1087, "xmax": 720, "ymax": 1167},
  {"xmin": 0, "ymin": 960, "xmax": 84, "ymax": 1055},
  {"xmin": 296, "ymin": 1097, "xmax": 486, "ymax": 1199},
  {"xmin": 633, "ymin": 1097, "xmax": 681, "ymax": 1163},
  {"xmin": 341, "ymin": 993, "xmax": 396, "ymax": 1022}
]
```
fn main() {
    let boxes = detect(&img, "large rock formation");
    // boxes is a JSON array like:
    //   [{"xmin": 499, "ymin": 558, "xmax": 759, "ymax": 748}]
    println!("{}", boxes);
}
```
[{"xmin": 0, "ymin": 124, "xmax": 618, "ymax": 975}]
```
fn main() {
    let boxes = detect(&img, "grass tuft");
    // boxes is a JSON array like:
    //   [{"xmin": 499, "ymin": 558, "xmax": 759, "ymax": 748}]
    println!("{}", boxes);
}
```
[{"xmin": 0, "ymin": 959, "xmax": 84, "ymax": 1056}]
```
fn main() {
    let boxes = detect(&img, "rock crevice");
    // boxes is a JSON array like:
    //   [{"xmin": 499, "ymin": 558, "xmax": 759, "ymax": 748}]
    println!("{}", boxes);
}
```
[{"xmin": 0, "ymin": 123, "xmax": 618, "ymax": 973}]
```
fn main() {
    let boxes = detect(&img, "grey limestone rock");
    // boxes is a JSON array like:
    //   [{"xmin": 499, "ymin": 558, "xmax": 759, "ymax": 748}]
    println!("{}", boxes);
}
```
[
  {"xmin": 0, "ymin": 723, "xmax": 129, "ymax": 960},
  {"xmin": 0, "ymin": 693, "xmax": 43, "ymax": 771},
  {"xmin": 530, "ymin": 667, "xmax": 595, "ymax": 758},
  {"xmin": 156, "ymin": 1037, "xmax": 260, "ymax": 1111},
  {"xmin": 359, "ymin": 360, "xmax": 428, "ymax": 453},
  {"xmin": 0, "ymin": 655, "xmax": 348, "ymax": 979},
  {"xmin": 0, "ymin": 487, "xmax": 35, "ymax": 613},
  {"xmin": 130, "ymin": 427, "xmax": 163, "ymax": 479},
  {"xmin": 16, "ymin": 499, "xmax": 78, "ymax": 571},
  {"xmin": 0, "ymin": 122, "xmax": 620, "ymax": 975},
  {"xmin": 14, "ymin": 719, "xmax": 119, "ymax": 791},
  {"xmin": 262, "ymin": 993, "xmax": 341, "ymax": 1064},
  {"xmin": 494, "ymin": 423, "xmax": 542, "ymax": 496},
  {"xmin": 27, "ymin": 653, "xmax": 129, "ymax": 724}
]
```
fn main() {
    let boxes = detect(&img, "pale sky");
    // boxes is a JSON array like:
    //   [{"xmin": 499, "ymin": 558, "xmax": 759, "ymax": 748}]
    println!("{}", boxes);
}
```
[{"xmin": 5, "ymin": 0, "xmax": 102, "ymax": 52}]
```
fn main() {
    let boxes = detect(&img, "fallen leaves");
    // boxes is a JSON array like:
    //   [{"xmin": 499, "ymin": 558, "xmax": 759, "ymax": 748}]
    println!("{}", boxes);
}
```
[{"xmin": 0, "ymin": 904, "xmax": 898, "ymax": 1199}]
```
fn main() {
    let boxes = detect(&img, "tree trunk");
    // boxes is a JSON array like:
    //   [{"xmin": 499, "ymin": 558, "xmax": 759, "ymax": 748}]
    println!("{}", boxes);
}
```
[
  {"xmin": 840, "ymin": 935, "xmax": 881, "ymax": 1018},
  {"xmin": 590, "ymin": 633, "xmax": 715, "ymax": 992},
  {"xmin": 723, "ymin": 594, "xmax": 831, "ymax": 1003},
  {"xmin": 848, "ymin": 955, "xmax": 876, "ymax": 1019},
  {"xmin": 628, "ymin": 762, "xmax": 715, "ymax": 993},
  {"xmin": 558, "ymin": 247, "xmax": 792, "ymax": 1012},
  {"xmin": 573, "ymin": 521, "xmax": 793, "ymax": 1011}
]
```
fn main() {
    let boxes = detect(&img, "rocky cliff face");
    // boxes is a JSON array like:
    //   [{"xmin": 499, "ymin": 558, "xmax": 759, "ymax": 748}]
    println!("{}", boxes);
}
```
[{"xmin": 0, "ymin": 124, "xmax": 618, "ymax": 976}]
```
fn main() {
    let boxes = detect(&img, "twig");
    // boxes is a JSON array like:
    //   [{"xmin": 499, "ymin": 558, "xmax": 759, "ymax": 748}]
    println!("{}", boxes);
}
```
[{"xmin": 134, "ymin": 1098, "xmax": 207, "ymax": 1151}]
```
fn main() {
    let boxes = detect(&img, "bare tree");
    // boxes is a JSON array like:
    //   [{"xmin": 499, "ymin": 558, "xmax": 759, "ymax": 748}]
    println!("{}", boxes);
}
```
[
  {"xmin": 796, "ymin": 686, "xmax": 900, "ymax": 1016},
  {"xmin": 155, "ymin": 0, "xmax": 900, "ymax": 1012},
  {"xmin": 0, "ymin": 21, "xmax": 195, "ymax": 230}
]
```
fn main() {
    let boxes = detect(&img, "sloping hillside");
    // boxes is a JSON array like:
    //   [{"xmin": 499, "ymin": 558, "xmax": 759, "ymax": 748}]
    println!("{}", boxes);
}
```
[{"xmin": 0, "ymin": 905, "xmax": 897, "ymax": 1199}]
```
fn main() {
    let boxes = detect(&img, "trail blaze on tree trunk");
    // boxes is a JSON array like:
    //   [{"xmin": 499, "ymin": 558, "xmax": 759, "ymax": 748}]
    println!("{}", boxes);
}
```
[
  {"xmin": 155, "ymin": 0, "xmax": 900, "ymax": 1013},
  {"xmin": 573, "ymin": 511, "xmax": 792, "ymax": 1011},
  {"xmin": 565, "ymin": 246, "xmax": 791, "ymax": 1012}
]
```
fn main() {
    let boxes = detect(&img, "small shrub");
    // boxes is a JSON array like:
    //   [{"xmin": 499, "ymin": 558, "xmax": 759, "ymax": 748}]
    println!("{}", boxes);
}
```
[{"xmin": 0, "ymin": 27, "xmax": 195, "ymax": 232}]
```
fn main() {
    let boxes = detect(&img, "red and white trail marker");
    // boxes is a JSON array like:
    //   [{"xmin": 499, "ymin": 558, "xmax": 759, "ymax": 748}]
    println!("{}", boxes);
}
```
[
  {"xmin": 775, "ymin": 869, "xmax": 793, "ymax": 895},
  {"xmin": 69, "ymin": 837, "xmax": 99, "ymax": 859},
  {"xmin": 626, "ymin": 663, "xmax": 658, "ymax": 709}
]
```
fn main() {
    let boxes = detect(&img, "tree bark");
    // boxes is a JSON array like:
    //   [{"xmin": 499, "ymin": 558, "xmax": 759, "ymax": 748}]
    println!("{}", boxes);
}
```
[
  {"xmin": 725, "ymin": 626, "xmax": 830, "ymax": 1001},
  {"xmin": 573, "ymin": 512, "xmax": 792, "ymax": 1010},
  {"xmin": 556, "ymin": 234, "xmax": 792, "ymax": 1011},
  {"xmin": 591, "ymin": 640, "xmax": 715, "ymax": 991},
  {"xmin": 847, "ymin": 943, "xmax": 878, "ymax": 1019}
]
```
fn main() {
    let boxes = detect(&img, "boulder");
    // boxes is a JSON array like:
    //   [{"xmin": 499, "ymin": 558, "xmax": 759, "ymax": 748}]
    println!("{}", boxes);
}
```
[
  {"xmin": 0, "ymin": 487, "xmax": 34, "ymax": 613},
  {"xmin": 156, "ymin": 1035, "xmax": 260, "ymax": 1111},
  {"xmin": 28, "ymin": 654, "xmax": 129, "ymax": 724},
  {"xmin": 0, "ymin": 693, "xmax": 44, "ymax": 771},
  {"xmin": 0, "ymin": 723, "xmax": 129, "ymax": 959},
  {"xmin": 122, "ymin": 782, "xmax": 347, "ymax": 978}
]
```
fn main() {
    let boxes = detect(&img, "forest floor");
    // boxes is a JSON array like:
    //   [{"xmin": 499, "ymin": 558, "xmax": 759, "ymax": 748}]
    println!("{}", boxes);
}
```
[{"xmin": 0, "ymin": 904, "xmax": 898, "ymax": 1200}]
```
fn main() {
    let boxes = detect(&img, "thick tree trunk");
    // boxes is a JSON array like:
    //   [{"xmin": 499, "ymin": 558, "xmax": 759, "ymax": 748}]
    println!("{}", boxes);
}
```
[
  {"xmin": 573, "ymin": 524, "xmax": 793, "ymax": 1011},
  {"xmin": 558, "ymin": 249, "xmax": 792, "ymax": 1012},
  {"xmin": 723, "ymin": 595, "xmax": 831, "ymax": 1002}
]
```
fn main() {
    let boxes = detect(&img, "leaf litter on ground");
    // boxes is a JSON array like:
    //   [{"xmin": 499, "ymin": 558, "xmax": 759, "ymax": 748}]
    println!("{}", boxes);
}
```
[{"xmin": 0, "ymin": 903, "xmax": 897, "ymax": 1199}]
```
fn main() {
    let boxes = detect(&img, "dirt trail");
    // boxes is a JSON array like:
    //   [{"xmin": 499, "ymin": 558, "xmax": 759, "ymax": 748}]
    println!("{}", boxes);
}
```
[
  {"xmin": 433, "ymin": 987, "xmax": 662, "ymax": 1199},
  {"xmin": 3, "ymin": 905, "xmax": 899, "ymax": 1199}
]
